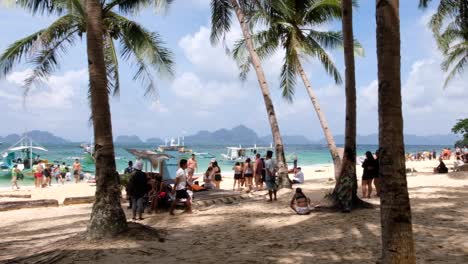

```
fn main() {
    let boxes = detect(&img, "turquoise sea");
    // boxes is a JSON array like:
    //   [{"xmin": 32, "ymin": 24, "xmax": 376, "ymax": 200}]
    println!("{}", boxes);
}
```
[{"xmin": 0, "ymin": 143, "xmax": 448, "ymax": 187}]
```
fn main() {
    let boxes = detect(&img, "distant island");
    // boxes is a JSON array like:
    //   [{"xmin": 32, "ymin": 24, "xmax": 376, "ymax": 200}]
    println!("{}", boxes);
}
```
[{"xmin": 0, "ymin": 126, "xmax": 460, "ymax": 146}]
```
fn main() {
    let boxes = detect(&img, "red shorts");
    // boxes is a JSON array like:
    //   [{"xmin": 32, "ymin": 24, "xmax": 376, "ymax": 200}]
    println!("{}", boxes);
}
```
[{"xmin": 34, "ymin": 173, "xmax": 42, "ymax": 178}]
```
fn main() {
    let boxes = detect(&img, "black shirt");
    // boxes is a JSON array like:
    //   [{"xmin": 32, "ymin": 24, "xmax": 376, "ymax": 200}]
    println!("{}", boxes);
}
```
[{"xmin": 127, "ymin": 170, "xmax": 149, "ymax": 198}]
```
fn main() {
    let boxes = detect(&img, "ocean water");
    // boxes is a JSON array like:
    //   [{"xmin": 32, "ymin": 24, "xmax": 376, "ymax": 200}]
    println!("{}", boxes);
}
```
[{"xmin": 0, "ymin": 143, "xmax": 448, "ymax": 187}]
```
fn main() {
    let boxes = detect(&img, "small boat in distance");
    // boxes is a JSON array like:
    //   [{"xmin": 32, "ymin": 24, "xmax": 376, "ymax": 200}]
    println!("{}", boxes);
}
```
[
  {"xmin": 80, "ymin": 143, "xmax": 95, "ymax": 165},
  {"xmin": 156, "ymin": 136, "xmax": 192, "ymax": 153},
  {"xmin": 220, "ymin": 144, "xmax": 273, "ymax": 163},
  {"xmin": 194, "ymin": 152, "xmax": 216, "ymax": 159}
]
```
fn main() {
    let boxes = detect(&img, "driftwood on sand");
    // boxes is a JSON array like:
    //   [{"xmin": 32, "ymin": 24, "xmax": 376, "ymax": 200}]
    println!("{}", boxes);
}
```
[
  {"xmin": 0, "ymin": 194, "xmax": 32, "ymax": 198},
  {"xmin": 0, "ymin": 199, "xmax": 58, "ymax": 211},
  {"xmin": 63, "ymin": 196, "xmax": 95, "ymax": 205}
]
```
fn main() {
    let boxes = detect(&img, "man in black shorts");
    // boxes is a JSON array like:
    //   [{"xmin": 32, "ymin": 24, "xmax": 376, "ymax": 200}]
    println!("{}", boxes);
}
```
[{"xmin": 170, "ymin": 159, "xmax": 192, "ymax": 215}]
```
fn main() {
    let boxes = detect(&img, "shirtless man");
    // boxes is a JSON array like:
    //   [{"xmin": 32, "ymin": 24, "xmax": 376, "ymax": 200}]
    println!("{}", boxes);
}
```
[
  {"xmin": 187, "ymin": 154, "xmax": 198, "ymax": 183},
  {"xmin": 73, "ymin": 159, "xmax": 82, "ymax": 183}
]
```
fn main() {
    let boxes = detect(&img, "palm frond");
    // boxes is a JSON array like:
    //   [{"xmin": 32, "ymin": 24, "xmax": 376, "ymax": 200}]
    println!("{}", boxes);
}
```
[
  {"xmin": 210, "ymin": 0, "xmax": 232, "ymax": 45},
  {"xmin": 304, "ymin": 0, "xmax": 342, "ymax": 24},
  {"xmin": 442, "ymin": 47, "xmax": 467, "ymax": 87},
  {"xmin": 303, "ymin": 34, "xmax": 343, "ymax": 84},
  {"xmin": 105, "ymin": 0, "xmax": 173, "ymax": 14},
  {"xmin": 15, "ymin": 0, "xmax": 67, "ymax": 15},
  {"xmin": 104, "ymin": 34, "xmax": 120, "ymax": 97},
  {"xmin": 307, "ymin": 30, "xmax": 343, "ymax": 50},
  {"xmin": 0, "ymin": 14, "xmax": 78, "ymax": 78},
  {"xmin": 419, "ymin": 0, "xmax": 432, "ymax": 8},
  {"xmin": 280, "ymin": 36, "xmax": 299, "ymax": 102},
  {"xmin": 109, "ymin": 12, "xmax": 174, "ymax": 97}
]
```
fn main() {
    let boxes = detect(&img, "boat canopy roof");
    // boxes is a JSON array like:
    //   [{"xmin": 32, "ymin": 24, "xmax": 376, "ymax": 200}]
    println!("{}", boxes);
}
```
[
  {"xmin": 8, "ymin": 146, "xmax": 48, "ymax": 152},
  {"xmin": 226, "ymin": 146, "xmax": 272, "ymax": 150},
  {"xmin": 126, "ymin": 148, "xmax": 174, "ymax": 169}
]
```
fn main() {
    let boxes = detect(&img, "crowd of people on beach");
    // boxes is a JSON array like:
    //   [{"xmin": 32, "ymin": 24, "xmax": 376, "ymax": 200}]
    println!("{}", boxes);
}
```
[
  {"xmin": 124, "ymin": 150, "xmax": 294, "ymax": 219},
  {"xmin": 10, "ymin": 158, "xmax": 87, "ymax": 190}
]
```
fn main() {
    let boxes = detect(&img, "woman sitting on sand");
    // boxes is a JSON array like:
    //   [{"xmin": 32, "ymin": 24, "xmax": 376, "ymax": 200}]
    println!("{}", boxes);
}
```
[
  {"xmin": 434, "ymin": 158, "xmax": 448, "ymax": 174},
  {"xmin": 203, "ymin": 166, "xmax": 215, "ymax": 190},
  {"xmin": 290, "ymin": 188, "xmax": 312, "ymax": 215}
]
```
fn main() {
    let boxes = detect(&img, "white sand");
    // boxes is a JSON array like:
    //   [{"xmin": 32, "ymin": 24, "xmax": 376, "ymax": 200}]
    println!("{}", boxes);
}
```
[{"xmin": 0, "ymin": 159, "xmax": 467, "ymax": 263}]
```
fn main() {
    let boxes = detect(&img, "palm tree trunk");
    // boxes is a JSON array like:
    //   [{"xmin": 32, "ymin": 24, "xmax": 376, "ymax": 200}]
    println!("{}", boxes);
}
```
[
  {"xmin": 230, "ymin": 0, "xmax": 290, "ymax": 188},
  {"xmin": 296, "ymin": 60, "xmax": 341, "ymax": 179},
  {"xmin": 376, "ymin": 0, "xmax": 415, "ymax": 262},
  {"xmin": 86, "ymin": 0, "xmax": 127, "ymax": 239},
  {"xmin": 333, "ymin": 0, "xmax": 358, "ymax": 212}
]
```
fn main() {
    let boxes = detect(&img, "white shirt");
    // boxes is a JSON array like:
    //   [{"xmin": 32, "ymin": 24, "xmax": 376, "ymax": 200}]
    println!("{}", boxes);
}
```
[
  {"xmin": 265, "ymin": 159, "xmax": 275, "ymax": 177},
  {"xmin": 175, "ymin": 168, "xmax": 187, "ymax": 190},
  {"xmin": 294, "ymin": 171, "xmax": 304, "ymax": 183}
]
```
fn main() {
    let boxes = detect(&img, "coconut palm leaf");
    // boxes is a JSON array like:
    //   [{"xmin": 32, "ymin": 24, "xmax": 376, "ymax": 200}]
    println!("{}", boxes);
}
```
[
  {"xmin": 104, "ymin": 33, "xmax": 120, "ymax": 96},
  {"xmin": 210, "ymin": 0, "xmax": 232, "ymax": 44},
  {"xmin": 108, "ymin": 12, "xmax": 174, "ymax": 97}
]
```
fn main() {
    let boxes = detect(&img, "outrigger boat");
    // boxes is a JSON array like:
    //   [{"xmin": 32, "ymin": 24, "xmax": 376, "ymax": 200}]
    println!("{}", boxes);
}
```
[
  {"xmin": 156, "ymin": 136, "xmax": 192, "ymax": 153},
  {"xmin": 0, "ymin": 135, "xmax": 48, "ymax": 178},
  {"xmin": 220, "ymin": 144, "xmax": 273, "ymax": 163}
]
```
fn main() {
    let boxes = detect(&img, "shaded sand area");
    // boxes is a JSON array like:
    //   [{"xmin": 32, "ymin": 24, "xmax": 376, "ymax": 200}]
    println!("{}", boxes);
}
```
[{"xmin": 1, "ymin": 160, "xmax": 467, "ymax": 263}]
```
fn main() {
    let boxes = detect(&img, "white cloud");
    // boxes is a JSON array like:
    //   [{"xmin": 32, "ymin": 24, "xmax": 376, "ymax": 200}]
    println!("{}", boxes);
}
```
[
  {"xmin": 150, "ymin": 101, "xmax": 169, "ymax": 113},
  {"xmin": 3, "ymin": 68, "xmax": 88, "ymax": 110}
]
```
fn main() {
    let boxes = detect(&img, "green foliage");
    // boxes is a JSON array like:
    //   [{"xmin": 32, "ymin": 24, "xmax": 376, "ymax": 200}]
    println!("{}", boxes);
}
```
[
  {"xmin": 452, "ymin": 118, "xmax": 468, "ymax": 147},
  {"xmin": 0, "ymin": 0, "xmax": 174, "ymax": 98},
  {"xmin": 231, "ymin": 0, "xmax": 364, "ymax": 102},
  {"xmin": 421, "ymin": 0, "xmax": 468, "ymax": 87}
]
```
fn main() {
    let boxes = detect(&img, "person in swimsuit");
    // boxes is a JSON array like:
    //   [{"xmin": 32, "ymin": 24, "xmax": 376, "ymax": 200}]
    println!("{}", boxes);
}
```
[
  {"xmin": 253, "ymin": 153, "xmax": 264, "ymax": 191},
  {"xmin": 290, "ymin": 188, "xmax": 312, "ymax": 215},
  {"xmin": 211, "ymin": 160, "xmax": 222, "ymax": 189},
  {"xmin": 73, "ymin": 159, "xmax": 81, "ymax": 184},
  {"xmin": 232, "ymin": 162, "xmax": 243, "ymax": 191},
  {"xmin": 243, "ymin": 158, "xmax": 254, "ymax": 191},
  {"xmin": 11, "ymin": 165, "xmax": 20, "ymax": 190},
  {"xmin": 203, "ymin": 166, "xmax": 215, "ymax": 189}
]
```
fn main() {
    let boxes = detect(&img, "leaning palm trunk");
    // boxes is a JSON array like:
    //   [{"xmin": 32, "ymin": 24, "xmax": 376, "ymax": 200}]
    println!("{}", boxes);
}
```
[
  {"xmin": 86, "ymin": 0, "xmax": 127, "ymax": 239},
  {"xmin": 333, "ymin": 0, "xmax": 358, "ymax": 211},
  {"xmin": 230, "ymin": 0, "xmax": 290, "ymax": 188},
  {"xmin": 296, "ymin": 61, "xmax": 341, "ymax": 179},
  {"xmin": 376, "ymin": 0, "xmax": 415, "ymax": 262}
]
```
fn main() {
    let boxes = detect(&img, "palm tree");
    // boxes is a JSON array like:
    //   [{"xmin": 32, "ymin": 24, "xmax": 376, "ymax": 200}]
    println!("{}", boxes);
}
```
[
  {"xmin": 1, "ymin": 0, "xmax": 174, "ymax": 238},
  {"xmin": 232, "ymin": 0, "xmax": 363, "ymax": 179},
  {"xmin": 376, "ymin": 0, "xmax": 416, "ymax": 262},
  {"xmin": 210, "ymin": 0, "xmax": 290, "ymax": 188},
  {"xmin": 333, "ymin": 0, "xmax": 358, "ymax": 212},
  {"xmin": 420, "ymin": 0, "xmax": 468, "ymax": 87}
]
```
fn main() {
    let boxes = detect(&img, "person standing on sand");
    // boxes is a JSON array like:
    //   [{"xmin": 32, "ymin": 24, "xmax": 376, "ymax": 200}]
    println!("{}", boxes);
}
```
[
  {"xmin": 253, "ymin": 153, "xmax": 264, "ymax": 191},
  {"xmin": 187, "ymin": 154, "xmax": 198, "ymax": 183},
  {"xmin": 73, "ymin": 159, "xmax": 81, "ymax": 183},
  {"xmin": 124, "ymin": 160, "xmax": 134, "ymax": 209},
  {"xmin": 233, "ymin": 162, "xmax": 243, "ymax": 191},
  {"xmin": 127, "ymin": 161, "xmax": 149, "ymax": 220},
  {"xmin": 211, "ymin": 160, "xmax": 222, "ymax": 189},
  {"xmin": 265, "ymin": 150, "xmax": 277, "ymax": 202},
  {"xmin": 361, "ymin": 151, "xmax": 378, "ymax": 198},
  {"xmin": 34, "ymin": 163, "xmax": 43, "ymax": 188},
  {"xmin": 243, "ymin": 158, "xmax": 254, "ymax": 191},
  {"xmin": 374, "ymin": 149, "xmax": 381, "ymax": 197},
  {"xmin": 170, "ymin": 159, "xmax": 192, "ymax": 215},
  {"xmin": 60, "ymin": 162, "xmax": 67, "ymax": 185},
  {"xmin": 11, "ymin": 165, "xmax": 20, "ymax": 190}
]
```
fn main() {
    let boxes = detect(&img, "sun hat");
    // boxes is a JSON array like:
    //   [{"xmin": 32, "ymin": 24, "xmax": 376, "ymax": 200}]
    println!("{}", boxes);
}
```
[{"xmin": 211, "ymin": 158, "xmax": 216, "ymax": 163}]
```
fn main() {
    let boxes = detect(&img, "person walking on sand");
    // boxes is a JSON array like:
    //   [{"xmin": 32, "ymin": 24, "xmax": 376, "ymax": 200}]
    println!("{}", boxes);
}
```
[
  {"xmin": 187, "ymin": 154, "xmax": 198, "ymax": 183},
  {"xmin": 361, "ymin": 151, "xmax": 378, "ymax": 198},
  {"xmin": 73, "ymin": 159, "xmax": 81, "ymax": 183},
  {"xmin": 170, "ymin": 159, "xmax": 192, "ymax": 215},
  {"xmin": 243, "ymin": 158, "xmax": 254, "ymax": 191},
  {"xmin": 33, "ymin": 163, "xmax": 43, "ymax": 188},
  {"xmin": 233, "ymin": 162, "xmax": 243, "ymax": 191},
  {"xmin": 265, "ymin": 150, "xmax": 277, "ymax": 202},
  {"xmin": 11, "ymin": 165, "xmax": 20, "ymax": 190},
  {"xmin": 127, "ymin": 161, "xmax": 149, "ymax": 220}
]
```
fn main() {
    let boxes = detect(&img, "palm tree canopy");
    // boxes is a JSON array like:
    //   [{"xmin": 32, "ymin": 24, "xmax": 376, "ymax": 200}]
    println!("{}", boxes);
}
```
[
  {"xmin": 231, "ymin": 0, "xmax": 363, "ymax": 102},
  {"xmin": 420, "ymin": 0, "xmax": 468, "ymax": 87},
  {"xmin": 0, "ymin": 0, "xmax": 174, "ymax": 96}
]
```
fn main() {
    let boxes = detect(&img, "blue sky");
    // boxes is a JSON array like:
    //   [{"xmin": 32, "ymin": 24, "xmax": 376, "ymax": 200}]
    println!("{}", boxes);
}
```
[{"xmin": 0, "ymin": 0, "xmax": 466, "ymax": 142}]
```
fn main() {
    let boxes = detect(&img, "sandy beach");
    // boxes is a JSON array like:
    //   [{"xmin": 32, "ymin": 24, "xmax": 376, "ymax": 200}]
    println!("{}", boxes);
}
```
[{"xmin": 0, "ymin": 159, "xmax": 467, "ymax": 263}]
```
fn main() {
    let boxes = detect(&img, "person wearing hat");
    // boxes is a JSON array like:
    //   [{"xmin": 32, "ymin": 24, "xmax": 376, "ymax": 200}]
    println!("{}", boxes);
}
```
[{"xmin": 127, "ymin": 161, "xmax": 149, "ymax": 220}]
